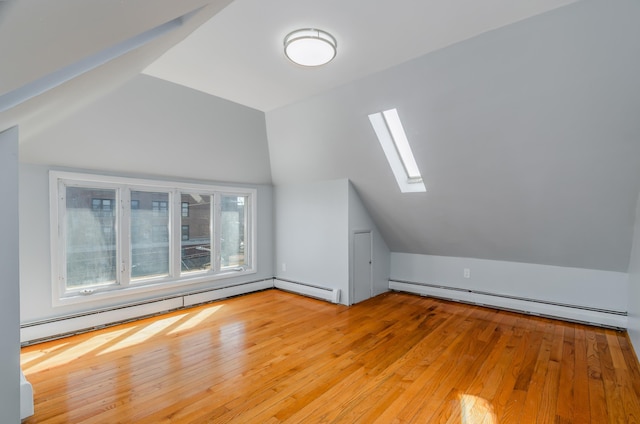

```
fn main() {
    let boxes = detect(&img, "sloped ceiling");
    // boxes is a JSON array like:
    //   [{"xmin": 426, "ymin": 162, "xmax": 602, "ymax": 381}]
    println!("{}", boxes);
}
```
[
  {"xmin": 266, "ymin": 0, "xmax": 640, "ymax": 272},
  {"xmin": 143, "ymin": 0, "xmax": 578, "ymax": 112},
  {"xmin": 0, "ymin": 0, "xmax": 233, "ymax": 139}
]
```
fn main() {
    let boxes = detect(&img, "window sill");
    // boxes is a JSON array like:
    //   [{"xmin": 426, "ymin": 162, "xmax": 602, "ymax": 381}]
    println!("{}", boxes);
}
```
[{"xmin": 53, "ymin": 268, "xmax": 257, "ymax": 308}]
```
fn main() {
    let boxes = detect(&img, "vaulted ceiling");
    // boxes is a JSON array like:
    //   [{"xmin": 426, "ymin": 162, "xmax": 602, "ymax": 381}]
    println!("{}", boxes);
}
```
[
  {"xmin": 2, "ymin": 0, "xmax": 640, "ymax": 272},
  {"xmin": 0, "ymin": 0, "xmax": 232, "ymax": 139},
  {"xmin": 143, "ymin": 0, "xmax": 579, "ymax": 111}
]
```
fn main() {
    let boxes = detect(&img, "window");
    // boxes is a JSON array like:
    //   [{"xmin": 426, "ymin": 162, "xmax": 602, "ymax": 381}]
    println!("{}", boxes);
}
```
[
  {"xmin": 368, "ymin": 108, "xmax": 426, "ymax": 193},
  {"xmin": 50, "ymin": 171, "xmax": 257, "ymax": 305},
  {"xmin": 221, "ymin": 195, "xmax": 247, "ymax": 269},
  {"xmin": 152, "ymin": 200, "xmax": 168, "ymax": 216},
  {"xmin": 66, "ymin": 188, "xmax": 117, "ymax": 288},
  {"xmin": 181, "ymin": 225, "xmax": 190, "ymax": 241},
  {"xmin": 91, "ymin": 198, "xmax": 114, "ymax": 217},
  {"xmin": 180, "ymin": 193, "xmax": 210, "ymax": 272},
  {"xmin": 131, "ymin": 191, "xmax": 170, "ymax": 280}
]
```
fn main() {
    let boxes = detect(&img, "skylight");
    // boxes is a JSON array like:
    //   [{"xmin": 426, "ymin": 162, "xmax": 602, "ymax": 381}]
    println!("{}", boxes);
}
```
[{"xmin": 368, "ymin": 108, "xmax": 426, "ymax": 193}]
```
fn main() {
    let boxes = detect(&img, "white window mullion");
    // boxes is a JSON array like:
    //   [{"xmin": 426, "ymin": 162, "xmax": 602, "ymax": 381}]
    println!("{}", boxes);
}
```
[
  {"xmin": 247, "ymin": 194, "xmax": 254, "ymax": 270},
  {"xmin": 171, "ymin": 189, "xmax": 182, "ymax": 278},
  {"xmin": 119, "ymin": 187, "xmax": 131, "ymax": 288},
  {"xmin": 54, "ymin": 179, "xmax": 68, "ymax": 300},
  {"xmin": 213, "ymin": 193, "xmax": 221, "ymax": 272}
]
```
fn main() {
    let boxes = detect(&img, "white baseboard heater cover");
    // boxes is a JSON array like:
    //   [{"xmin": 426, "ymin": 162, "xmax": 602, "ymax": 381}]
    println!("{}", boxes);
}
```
[
  {"xmin": 389, "ymin": 279, "xmax": 627, "ymax": 329},
  {"xmin": 274, "ymin": 279, "xmax": 340, "ymax": 304},
  {"xmin": 20, "ymin": 368, "xmax": 34, "ymax": 420},
  {"xmin": 184, "ymin": 279, "xmax": 273, "ymax": 307},
  {"xmin": 20, "ymin": 280, "xmax": 274, "ymax": 344}
]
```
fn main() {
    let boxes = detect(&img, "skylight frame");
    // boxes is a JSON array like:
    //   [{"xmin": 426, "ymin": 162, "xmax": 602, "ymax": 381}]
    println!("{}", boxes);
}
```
[{"xmin": 368, "ymin": 108, "xmax": 426, "ymax": 193}]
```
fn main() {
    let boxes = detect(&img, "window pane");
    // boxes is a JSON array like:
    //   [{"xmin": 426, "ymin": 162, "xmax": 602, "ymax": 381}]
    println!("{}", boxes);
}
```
[
  {"xmin": 181, "ymin": 194, "xmax": 211, "ymax": 272},
  {"xmin": 131, "ymin": 191, "xmax": 170, "ymax": 280},
  {"xmin": 65, "ymin": 187, "xmax": 117, "ymax": 288},
  {"xmin": 221, "ymin": 195, "xmax": 247, "ymax": 268},
  {"xmin": 152, "ymin": 200, "xmax": 168, "ymax": 216}
]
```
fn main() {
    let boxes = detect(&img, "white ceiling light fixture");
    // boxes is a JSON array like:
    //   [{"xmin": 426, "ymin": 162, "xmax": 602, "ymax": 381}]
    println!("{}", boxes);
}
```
[{"xmin": 284, "ymin": 28, "xmax": 337, "ymax": 67}]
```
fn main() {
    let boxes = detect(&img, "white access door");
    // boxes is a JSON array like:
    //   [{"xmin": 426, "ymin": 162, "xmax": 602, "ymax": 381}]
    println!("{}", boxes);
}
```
[{"xmin": 353, "ymin": 231, "xmax": 372, "ymax": 304}]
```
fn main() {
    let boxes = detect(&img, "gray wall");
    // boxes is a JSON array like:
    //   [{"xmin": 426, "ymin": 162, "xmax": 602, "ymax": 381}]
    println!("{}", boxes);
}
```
[
  {"xmin": 627, "ymin": 193, "xmax": 640, "ymax": 355},
  {"xmin": 391, "ymin": 253, "xmax": 628, "ymax": 313},
  {"xmin": 275, "ymin": 179, "xmax": 350, "ymax": 304},
  {"xmin": 274, "ymin": 179, "xmax": 391, "ymax": 305},
  {"xmin": 266, "ymin": 0, "xmax": 640, "ymax": 273},
  {"xmin": 348, "ymin": 182, "xmax": 390, "ymax": 298},
  {"xmin": 20, "ymin": 75, "xmax": 272, "ymax": 184},
  {"xmin": 0, "ymin": 126, "xmax": 20, "ymax": 423},
  {"xmin": 18, "ymin": 76, "xmax": 275, "ymax": 324}
]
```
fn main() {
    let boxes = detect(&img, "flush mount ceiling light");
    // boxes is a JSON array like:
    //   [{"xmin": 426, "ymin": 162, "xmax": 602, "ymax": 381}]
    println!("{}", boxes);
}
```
[{"xmin": 284, "ymin": 28, "xmax": 337, "ymax": 67}]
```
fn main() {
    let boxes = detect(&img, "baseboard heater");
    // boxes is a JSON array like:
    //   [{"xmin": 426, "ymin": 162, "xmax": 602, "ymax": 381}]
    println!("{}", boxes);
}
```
[
  {"xmin": 389, "ymin": 279, "xmax": 627, "ymax": 330},
  {"xmin": 20, "ymin": 368, "xmax": 34, "ymax": 420},
  {"xmin": 274, "ymin": 279, "xmax": 340, "ymax": 304},
  {"xmin": 20, "ymin": 279, "xmax": 274, "ymax": 345}
]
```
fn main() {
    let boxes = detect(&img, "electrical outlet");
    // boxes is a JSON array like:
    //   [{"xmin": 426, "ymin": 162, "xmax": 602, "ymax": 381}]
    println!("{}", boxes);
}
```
[
  {"xmin": 463, "ymin": 268, "xmax": 470, "ymax": 279},
  {"xmin": 282, "ymin": 263, "xmax": 287, "ymax": 272}
]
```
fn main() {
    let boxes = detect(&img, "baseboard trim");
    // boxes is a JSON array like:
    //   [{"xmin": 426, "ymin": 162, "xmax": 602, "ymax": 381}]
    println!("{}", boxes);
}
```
[
  {"xmin": 389, "ymin": 279, "xmax": 627, "ymax": 329},
  {"xmin": 274, "ymin": 279, "xmax": 341, "ymax": 303},
  {"xmin": 20, "ymin": 279, "xmax": 274, "ymax": 345}
]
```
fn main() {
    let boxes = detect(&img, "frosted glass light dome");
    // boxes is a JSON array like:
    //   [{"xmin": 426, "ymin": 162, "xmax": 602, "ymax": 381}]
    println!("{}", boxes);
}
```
[{"xmin": 284, "ymin": 28, "xmax": 337, "ymax": 67}]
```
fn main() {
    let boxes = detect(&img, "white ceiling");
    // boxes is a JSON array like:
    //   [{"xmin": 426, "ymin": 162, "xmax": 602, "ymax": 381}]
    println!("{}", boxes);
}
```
[{"xmin": 143, "ymin": 0, "xmax": 579, "ymax": 112}]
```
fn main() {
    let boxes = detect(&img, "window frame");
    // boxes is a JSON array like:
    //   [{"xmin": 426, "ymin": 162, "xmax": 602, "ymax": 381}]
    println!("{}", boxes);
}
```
[
  {"xmin": 50, "ymin": 170, "xmax": 257, "ymax": 307},
  {"xmin": 368, "ymin": 108, "xmax": 426, "ymax": 193}
]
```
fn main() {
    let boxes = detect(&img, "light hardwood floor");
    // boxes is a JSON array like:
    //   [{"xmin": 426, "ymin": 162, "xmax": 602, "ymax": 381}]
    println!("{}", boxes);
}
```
[{"xmin": 21, "ymin": 289, "xmax": 640, "ymax": 423}]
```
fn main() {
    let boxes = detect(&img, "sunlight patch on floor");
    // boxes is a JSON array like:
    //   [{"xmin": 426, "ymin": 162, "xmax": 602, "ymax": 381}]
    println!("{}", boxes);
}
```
[
  {"xmin": 21, "ymin": 341, "xmax": 71, "ymax": 369},
  {"xmin": 167, "ymin": 305, "xmax": 223, "ymax": 335},
  {"xmin": 459, "ymin": 394, "xmax": 496, "ymax": 424},
  {"xmin": 22, "ymin": 304, "xmax": 227, "ymax": 374},
  {"xmin": 97, "ymin": 314, "xmax": 186, "ymax": 356},
  {"xmin": 22, "ymin": 328, "xmax": 134, "ymax": 373}
]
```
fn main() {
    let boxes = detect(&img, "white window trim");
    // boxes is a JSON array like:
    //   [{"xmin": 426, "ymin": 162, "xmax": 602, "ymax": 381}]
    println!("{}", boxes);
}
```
[
  {"xmin": 368, "ymin": 108, "xmax": 426, "ymax": 193},
  {"xmin": 49, "ymin": 170, "xmax": 257, "ymax": 307}
]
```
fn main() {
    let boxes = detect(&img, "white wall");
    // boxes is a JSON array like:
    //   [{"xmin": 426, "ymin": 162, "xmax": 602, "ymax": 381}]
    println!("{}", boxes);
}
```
[
  {"xmin": 20, "ymin": 75, "xmax": 272, "ymax": 185},
  {"xmin": 275, "ymin": 179, "xmax": 350, "ymax": 304},
  {"xmin": 348, "ymin": 182, "xmax": 390, "ymax": 298},
  {"xmin": 627, "ymin": 192, "xmax": 640, "ymax": 357},
  {"xmin": 391, "ymin": 253, "xmax": 628, "ymax": 327},
  {"xmin": 0, "ymin": 126, "xmax": 21, "ymax": 423}
]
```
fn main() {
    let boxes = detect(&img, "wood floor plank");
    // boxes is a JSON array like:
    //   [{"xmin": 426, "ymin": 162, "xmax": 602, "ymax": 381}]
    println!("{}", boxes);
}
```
[
  {"xmin": 491, "ymin": 315, "xmax": 536, "ymax": 422},
  {"xmin": 20, "ymin": 289, "xmax": 640, "ymax": 423},
  {"xmin": 597, "ymin": 331, "xmax": 627, "ymax": 424},
  {"xmin": 536, "ymin": 324, "xmax": 564, "ymax": 422},
  {"xmin": 573, "ymin": 326, "xmax": 593, "ymax": 424},
  {"xmin": 556, "ymin": 325, "xmax": 576, "ymax": 422},
  {"xmin": 586, "ymin": 327, "xmax": 610, "ymax": 422}
]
